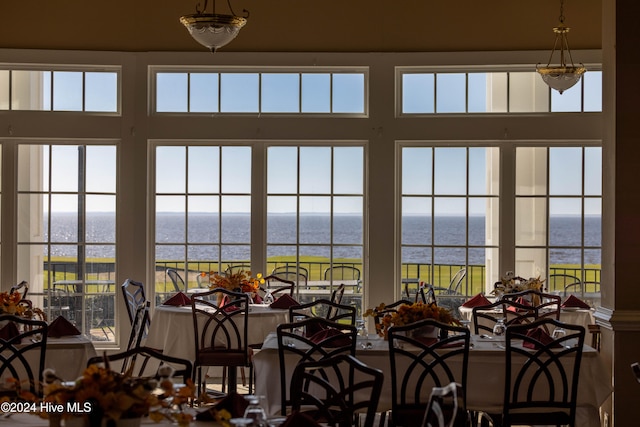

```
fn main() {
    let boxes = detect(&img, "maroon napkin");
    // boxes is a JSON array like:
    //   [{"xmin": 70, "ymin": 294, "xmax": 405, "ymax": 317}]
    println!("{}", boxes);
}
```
[
  {"xmin": 253, "ymin": 294, "xmax": 263, "ymax": 304},
  {"xmin": 303, "ymin": 317, "xmax": 326, "ymax": 337},
  {"xmin": 522, "ymin": 327, "xmax": 560, "ymax": 349},
  {"xmin": 507, "ymin": 297, "xmax": 531, "ymax": 312},
  {"xmin": 0, "ymin": 321, "xmax": 20, "ymax": 343},
  {"xmin": 308, "ymin": 328, "xmax": 352, "ymax": 348},
  {"xmin": 163, "ymin": 291, "xmax": 191, "ymax": 306},
  {"xmin": 281, "ymin": 411, "xmax": 322, "ymax": 427},
  {"xmin": 195, "ymin": 391, "xmax": 249, "ymax": 420},
  {"xmin": 461, "ymin": 293, "xmax": 491, "ymax": 308},
  {"xmin": 47, "ymin": 315, "xmax": 81, "ymax": 338},
  {"xmin": 270, "ymin": 294, "xmax": 299, "ymax": 309},
  {"xmin": 562, "ymin": 294, "xmax": 590, "ymax": 309}
]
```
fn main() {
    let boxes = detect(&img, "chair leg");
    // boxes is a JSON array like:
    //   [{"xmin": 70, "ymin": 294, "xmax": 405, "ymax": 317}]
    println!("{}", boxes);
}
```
[{"xmin": 248, "ymin": 364, "xmax": 254, "ymax": 395}]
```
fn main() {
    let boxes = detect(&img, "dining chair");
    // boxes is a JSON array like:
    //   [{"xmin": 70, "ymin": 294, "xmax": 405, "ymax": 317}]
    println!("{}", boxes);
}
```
[
  {"xmin": 432, "ymin": 268, "xmax": 467, "ymax": 296},
  {"xmin": 87, "ymin": 346, "xmax": 193, "ymax": 385},
  {"xmin": 547, "ymin": 273, "xmax": 582, "ymax": 295},
  {"xmin": 10, "ymin": 280, "xmax": 29, "ymax": 299},
  {"xmin": 262, "ymin": 274, "xmax": 295, "ymax": 298},
  {"xmin": 404, "ymin": 282, "xmax": 429, "ymax": 303},
  {"xmin": 496, "ymin": 318, "xmax": 585, "ymax": 427},
  {"xmin": 387, "ymin": 319, "xmax": 471, "ymax": 427},
  {"xmin": 289, "ymin": 298, "xmax": 356, "ymax": 325},
  {"xmin": 323, "ymin": 265, "xmax": 362, "ymax": 292},
  {"xmin": 501, "ymin": 289, "xmax": 561, "ymax": 321},
  {"xmin": 190, "ymin": 288, "xmax": 253, "ymax": 398},
  {"xmin": 271, "ymin": 265, "xmax": 309, "ymax": 290},
  {"xmin": 471, "ymin": 299, "xmax": 538, "ymax": 336},
  {"xmin": 276, "ymin": 317, "xmax": 357, "ymax": 416},
  {"xmin": 166, "ymin": 268, "xmax": 186, "ymax": 292},
  {"xmin": 0, "ymin": 315, "xmax": 48, "ymax": 397},
  {"xmin": 421, "ymin": 382, "xmax": 470, "ymax": 427},
  {"xmin": 328, "ymin": 283, "xmax": 346, "ymax": 319},
  {"xmin": 289, "ymin": 353, "xmax": 383, "ymax": 427},
  {"xmin": 121, "ymin": 279, "xmax": 147, "ymax": 325}
]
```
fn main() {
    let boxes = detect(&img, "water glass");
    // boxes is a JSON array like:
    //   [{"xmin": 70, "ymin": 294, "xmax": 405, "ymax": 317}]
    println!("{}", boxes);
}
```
[
  {"xmin": 356, "ymin": 319, "xmax": 370, "ymax": 349},
  {"xmin": 230, "ymin": 418, "xmax": 254, "ymax": 427},
  {"xmin": 552, "ymin": 327, "xmax": 566, "ymax": 340},
  {"xmin": 492, "ymin": 318, "xmax": 506, "ymax": 338},
  {"xmin": 293, "ymin": 315, "xmax": 306, "ymax": 336},
  {"xmin": 243, "ymin": 395, "xmax": 267, "ymax": 427}
]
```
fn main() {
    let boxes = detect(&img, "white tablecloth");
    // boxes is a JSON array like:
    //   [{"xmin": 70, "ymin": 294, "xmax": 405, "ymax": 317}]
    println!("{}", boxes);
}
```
[
  {"xmin": 459, "ymin": 306, "xmax": 595, "ymax": 332},
  {"xmin": 146, "ymin": 304, "xmax": 289, "ymax": 361},
  {"xmin": 253, "ymin": 333, "xmax": 610, "ymax": 427}
]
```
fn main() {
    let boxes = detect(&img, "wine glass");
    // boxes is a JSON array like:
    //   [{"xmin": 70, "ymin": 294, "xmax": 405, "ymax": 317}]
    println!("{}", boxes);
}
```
[
  {"xmin": 262, "ymin": 290, "xmax": 274, "ymax": 305},
  {"xmin": 243, "ymin": 395, "xmax": 267, "ymax": 427},
  {"xmin": 230, "ymin": 418, "xmax": 254, "ymax": 427},
  {"xmin": 356, "ymin": 319, "xmax": 370, "ymax": 349},
  {"xmin": 552, "ymin": 326, "xmax": 566, "ymax": 340},
  {"xmin": 492, "ymin": 317, "xmax": 506, "ymax": 338}
]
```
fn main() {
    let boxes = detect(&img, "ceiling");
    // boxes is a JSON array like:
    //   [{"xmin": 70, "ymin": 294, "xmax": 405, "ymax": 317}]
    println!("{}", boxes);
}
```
[{"xmin": 0, "ymin": 0, "xmax": 602, "ymax": 53}]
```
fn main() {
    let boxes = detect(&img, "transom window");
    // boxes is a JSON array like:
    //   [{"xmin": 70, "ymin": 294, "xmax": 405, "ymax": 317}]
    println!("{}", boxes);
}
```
[
  {"xmin": 400, "ymin": 70, "xmax": 602, "ymax": 114},
  {"xmin": 0, "ymin": 67, "xmax": 119, "ymax": 112},
  {"xmin": 152, "ymin": 69, "xmax": 367, "ymax": 114}
]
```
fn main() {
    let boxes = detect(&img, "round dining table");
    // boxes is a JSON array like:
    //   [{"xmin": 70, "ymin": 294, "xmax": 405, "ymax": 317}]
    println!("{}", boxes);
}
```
[{"xmin": 145, "ymin": 303, "xmax": 289, "ymax": 362}]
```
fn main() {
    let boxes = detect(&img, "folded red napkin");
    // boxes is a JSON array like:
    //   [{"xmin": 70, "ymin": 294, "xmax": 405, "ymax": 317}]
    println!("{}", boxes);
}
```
[
  {"xmin": 0, "ymin": 321, "xmax": 21, "ymax": 343},
  {"xmin": 281, "ymin": 411, "xmax": 322, "ymax": 427},
  {"xmin": 47, "ymin": 315, "xmax": 81, "ymax": 338},
  {"xmin": 308, "ymin": 328, "xmax": 352, "ymax": 348},
  {"xmin": 163, "ymin": 291, "xmax": 191, "ymax": 306},
  {"xmin": 253, "ymin": 294, "xmax": 263, "ymax": 304},
  {"xmin": 507, "ymin": 297, "xmax": 532, "ymax": 312},
  {"xmin": 195, "ymin": 391, "xmax": 249, "ymax": 420},
  {"xmin": 522, "ymin": 327, "xmax": 560, "ymax": 349},
  {"xmin": 303, "ymin": 317, "xmax": 326, "ymax": 337},
  {"xmin": 562, "ymin": 294, "xmax": 590, "ymax": 309},
  {"xmin": 461, "ymin": 293, "xmax": 491, "ymax": 308},
  {"xmin": 270, "ymin": 294, "xmax": 299, "ymax": 309}
]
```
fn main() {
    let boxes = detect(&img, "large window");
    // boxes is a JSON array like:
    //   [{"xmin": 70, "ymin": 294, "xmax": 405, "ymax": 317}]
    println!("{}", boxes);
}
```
[
  {"xmin": 400, "ymin": 146, "xmax": 499, "ymax": 307},
  {"xmin": 515, "ymin": 146, "xmax": 602, "ymax": 300},
  {"xmin": 154, "ymin": 145, "xmax": 252, "ymax": 300},
  {"xmin": 17, "ymin": 143, "xmax": 117, "ymax": 342}
]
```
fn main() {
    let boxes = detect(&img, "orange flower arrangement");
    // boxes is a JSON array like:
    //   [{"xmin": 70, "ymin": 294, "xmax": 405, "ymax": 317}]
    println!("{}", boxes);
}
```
[
  {"xmin": 204, "ymin": 270, "xmax": 265, "ymax": 293},
  {"xmin": 365, "ymin": 302, "xmax": 459, "ymax": 338},
  {"xmin": 0, "ymin": 291, "xmax": 26, "ymax": 316}
]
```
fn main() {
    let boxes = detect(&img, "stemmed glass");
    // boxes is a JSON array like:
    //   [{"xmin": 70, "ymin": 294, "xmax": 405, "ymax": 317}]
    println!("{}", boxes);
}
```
[
  {"xmin": 230, "ymin": 418, "xmax": 254, "ymax": 427},
  {"xmin": 356, "ymin": 319, "xmax": 371, "ymax": 349},
  {"xmin": 492, "ymin": 317, "xmax": 506, "ymax": 338},
  {"xmin": 552, "ymin": 327, "xmax": 566, "ymax": 340}
]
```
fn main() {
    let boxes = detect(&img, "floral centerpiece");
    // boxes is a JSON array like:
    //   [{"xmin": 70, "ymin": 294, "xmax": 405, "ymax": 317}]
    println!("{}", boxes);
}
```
[
  {"xmin": 203, "ymin": 270, "xmax": 265, "ymax": 304},
  {"xmin": 364, "ymin": 301, "xmax": 460, "ymax": 339},
  {"xmin": 0, "ymin": 291, "xmax": 27, "ymax": 316},
  {"xmin": 492, "ymin": 273, "xmax": 546, "ymax": 305},
  {"xmin": 41, "ymin": 361, "xmax": 195, "ymax": 427}
]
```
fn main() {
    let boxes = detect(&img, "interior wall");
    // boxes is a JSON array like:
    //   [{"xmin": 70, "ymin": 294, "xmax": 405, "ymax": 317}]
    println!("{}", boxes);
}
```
[{"xmin": 0, "ymin": 0, "xmax": 602, "ymax": 53}]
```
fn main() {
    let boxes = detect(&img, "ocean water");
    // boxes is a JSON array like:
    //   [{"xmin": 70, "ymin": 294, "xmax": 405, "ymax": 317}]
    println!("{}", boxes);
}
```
[{"xmin": 46, "ymin": 213, "xmax": 601, "ymax": 264}]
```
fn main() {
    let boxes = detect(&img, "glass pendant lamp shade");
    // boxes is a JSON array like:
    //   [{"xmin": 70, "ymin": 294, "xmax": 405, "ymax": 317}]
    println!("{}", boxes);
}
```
[
  {"xmin": 536, "ymin": 0, "xmax": 586, "ymax": 94},
  {"xmin": 180, "ymin": 0, "xmax": 248, "ymax": 53}
]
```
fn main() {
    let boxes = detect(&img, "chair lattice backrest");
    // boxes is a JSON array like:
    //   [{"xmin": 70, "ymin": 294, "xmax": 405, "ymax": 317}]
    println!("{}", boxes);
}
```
[
  {"xmin": 501, "ymin": 289, "xmax": 562, "ymax": 321},
  {"xmin": 121, "ymin": 279, "xmax": 146, "ymax": 325},
  {"xmin": 87, "ymin": 346, "xmax": 192, "ymax": 384},
  {"xmin": 10, "ymin": 280, "xmax": 29, "ymax": 299},
  {"xmin": 271, "ymin": 265, "xmax": 309, "ymax": 289},
  {"xmin": 387, "ymin": 319, "xmax": 470, "ymax": 427},
  {"xmin": 0, "ymin": 315, "xmax": 48, "ymax": 397},
  {"xmin": 503, "ymin": 319, "xmax": 585, "ymax": 427},
  {"xmin": 262, "ymin": 275, "xmax": 295, "ymax": 297},
  {"xmin": 290, "ymin": 354, "xmax": 383, "ymax": 427},
  {"xmin": 190, "ymin": 288, "xmax": 252, "ymax": 396},
  {"xmin": 289, "ymin": 298, "xmax": 356, "ymax": 325},
  {"xmin": 471, "ymin": 299, "xmax": 539, "ymax": 335},
  {"xmin": 371, "ymin": 299, "xmax": 412, "ymax": 337},
  {"xmin": 166, "ymin": 269, "xmax": 185, "ymax": 292},
  {"xmin": 276, "ymin": 317, "xmax": 357, "ymax": 416}
]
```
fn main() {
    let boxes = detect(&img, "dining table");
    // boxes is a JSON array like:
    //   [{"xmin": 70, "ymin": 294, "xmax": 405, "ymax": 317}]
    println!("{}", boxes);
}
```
[
  {"xmin": 145, "ymin": 303, "xmax": 289, "ymax": 362},
  {"xmin": 458, "ymin": 305, "xmax": 595, "ymax": 332},
  {"xmin": 253, "ymin": 332, "xmax": 610, "ymax": 427}
]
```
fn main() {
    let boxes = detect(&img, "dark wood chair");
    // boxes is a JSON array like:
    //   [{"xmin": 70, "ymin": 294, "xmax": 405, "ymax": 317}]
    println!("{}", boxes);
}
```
[
  {"xmin": 371, "ymin": 299, "xmax": 412, "ymax": 337},
  {"xmin": 190, "ymin": 288, "xmax": 253, "ymax": 397},
  {"xmin": 387, "ymin": 319, "xmax": 471, "ymax": 427},
  {"xmin": 501, "ymin": 289, "xmax": 561, "ymax": 321},
  {"xmin": 289, "ymin": 298, "xmax": 356, "ymax": 325},
  {"xmin": 290, "ymin": 354, "xmax": 383, "ymax": 427},
  {"xmin": 498, "ymin": 319, "xmax": 586, "ymax": 427},
  {"xmin": 261, "ymin": 274, "xmax": 295, "ymax": 298},
  {"xmin": 0, "ymin": 315, "xmax": 48, "ymax": 398},
  {"xmin": 276, "ymin": 317, "xmax": 357, "ymax": 416},
  {"xmin": 471, "ymin": 299, "xmax": 538, "ymax": 336}
]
